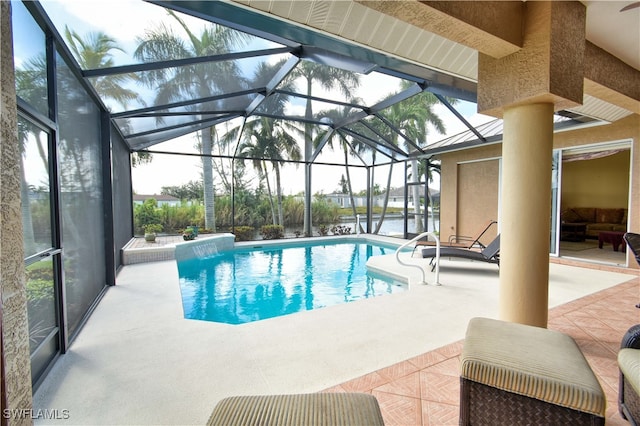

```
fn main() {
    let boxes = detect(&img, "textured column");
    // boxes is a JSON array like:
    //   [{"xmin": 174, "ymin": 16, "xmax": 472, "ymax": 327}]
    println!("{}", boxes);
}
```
[
  {"xmin": 477, "ymin": 1, "xmax": 586, "ymax": 327},
  {"xmin": 499, "ymin": 103, "xmax": 554, "ymax": 327},
  {"xmin": 478, "ymin": 1, "xmax": 586, "ymax": 117},
  {"xmin": 1, "ymin": 0, "xmax": 34, "ymax": 417}
]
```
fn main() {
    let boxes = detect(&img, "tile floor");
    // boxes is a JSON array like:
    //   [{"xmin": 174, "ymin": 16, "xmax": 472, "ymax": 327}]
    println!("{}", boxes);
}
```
[{"xmin": 324, "ymin": 273, "xmax": 640, "ymax": 426}]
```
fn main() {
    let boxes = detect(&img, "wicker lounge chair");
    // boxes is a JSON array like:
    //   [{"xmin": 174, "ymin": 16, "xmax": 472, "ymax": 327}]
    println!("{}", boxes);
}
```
[
  {"xmin": 619, "ymin": 324, "xmax": 640, "ymax": 425},
  {"xmin": 420, "ymin": 234, "xmax": 500, "ymax": 271},
  {"xmin": 412, "ymin": 220, "xmax": 496, "ymax": 256}
]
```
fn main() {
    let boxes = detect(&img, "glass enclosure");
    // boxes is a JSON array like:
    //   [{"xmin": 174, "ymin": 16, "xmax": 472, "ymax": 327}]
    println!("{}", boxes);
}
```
[
  {"xmin": 14, "ymin": 1, "xmax": 109, "ymax": 387},
  {"xmin": 56, "ymin": 52, "xmax": 107, "ymax": 337},
  {"xmin": 11, "ymin": 0, "xmax": 612, "ymax": 389}
]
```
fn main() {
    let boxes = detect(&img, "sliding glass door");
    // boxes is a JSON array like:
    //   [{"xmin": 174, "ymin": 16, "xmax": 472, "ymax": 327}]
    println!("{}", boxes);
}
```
[
  {"xmin": 550, "ymin": 150, "xmax": 561, "ymax": 256},
  {"xmin": 20, "ymin": 116, "xmax": 62, "ymax": 384}
]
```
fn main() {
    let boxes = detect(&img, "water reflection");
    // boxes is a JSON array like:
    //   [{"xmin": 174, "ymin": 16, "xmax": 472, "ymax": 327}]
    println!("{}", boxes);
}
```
[{"xmin": 177, "ymin": 241, "xmax": 406, "ymax": 324}]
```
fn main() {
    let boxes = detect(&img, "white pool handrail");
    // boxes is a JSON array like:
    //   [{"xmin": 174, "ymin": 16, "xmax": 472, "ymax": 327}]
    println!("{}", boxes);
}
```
[{"xmin": 395, "ymin": 232, "xmax": 441, "ymax": 287}]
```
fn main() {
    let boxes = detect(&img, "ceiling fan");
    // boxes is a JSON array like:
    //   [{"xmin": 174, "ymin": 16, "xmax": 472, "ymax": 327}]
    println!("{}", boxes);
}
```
[{"xmin": 620, "ymin": 2, "xmax": 640, "ymax": 12}]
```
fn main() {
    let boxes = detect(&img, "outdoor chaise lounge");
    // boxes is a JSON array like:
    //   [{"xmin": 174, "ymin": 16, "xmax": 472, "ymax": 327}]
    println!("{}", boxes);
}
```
[
  {"xmin": 624, "ymin": 232, "xmax": 640, "ymax": 308},
  {"xmin": 412, "ymin": 220, "xmax": 496, "ymax": 256},
  {"xmin": 420, "ymin": 234, "xmax": 500, "ymax": 271},
  {"xmin": 624, "ymin": 232, "xmax": 640, "ymax": 266}
]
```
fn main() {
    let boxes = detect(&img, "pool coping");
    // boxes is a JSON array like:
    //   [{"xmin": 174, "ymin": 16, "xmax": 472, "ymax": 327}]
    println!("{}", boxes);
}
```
[{"xmin": 121, "ymin": 233, "xmax": 408, "ymax": 265}]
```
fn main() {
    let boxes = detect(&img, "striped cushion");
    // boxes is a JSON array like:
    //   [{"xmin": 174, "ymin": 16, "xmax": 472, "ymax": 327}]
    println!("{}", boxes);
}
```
[
  {"xmin": 208, "ymin": 393, "xmax": 385, "ymax": 426},
  {"xmin": 618, "ymin": 348, "xmax": 640, "ymax": 395},
  {"xmin": 461, "ymin": 317, "xmax": 606, "ymax": 417}
]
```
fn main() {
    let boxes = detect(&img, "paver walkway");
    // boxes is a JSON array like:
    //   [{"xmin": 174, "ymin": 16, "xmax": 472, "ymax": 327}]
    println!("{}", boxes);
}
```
[{"xmin": 324, "ymin": 276, "xmax": 640, "ymax": 425}]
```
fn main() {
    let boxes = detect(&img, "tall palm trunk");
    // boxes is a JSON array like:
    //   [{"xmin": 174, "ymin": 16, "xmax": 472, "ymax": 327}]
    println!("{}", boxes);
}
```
[
  {"xmin": 202, "ymin": 126, "xmax": 216, "ymax": 231},
  {"xmin": 262, "ymin": 160, "xmax": 277, "ymax": 225},
  {"xmin": 427, "ymin": 187, "xmax": 437, "ymax": 232},
  {"xmin": 303, "ymin": 79, "xmax": 313, "ymax": 236},
  {"xmin": 373, "ymin": 162, "xmax": 394, "ymax": 234},
  {"xmin": 274, "ymin": 164, "xmax": 284, "ymax": 226},
  {"xmin": 411, "ymin": 158, "xmax": 424, "ymax": 233},
  {"xmin": 344, "ymin": 146, "xmax": 364, "ymax": 233},
  {"xmin": 20, "ymin": 157, "xmax": 36, "ymax": 254}
]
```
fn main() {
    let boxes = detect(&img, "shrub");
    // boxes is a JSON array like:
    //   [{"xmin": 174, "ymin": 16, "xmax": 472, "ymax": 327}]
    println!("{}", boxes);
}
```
[
  {"xmin": 233, "ymin": 226, "xmax": 255, "ymax": 241},
  {"xmin": 26, "ymin": 278, "xmax": 54, "ymax": 302},
  {"xmin": 312, "ymin": 199, "xmax": 340, "ymax": 224},
  {"xmin": 144, "ymin": 223, "xmax": 163, "ymax": 234},
  {"xmin": 260, "ymin": 225, "xmax": 284, "ymax": 240},
  {"xmin": 134, "ymin": 198, "xmax": 162, "ymax": 234}
]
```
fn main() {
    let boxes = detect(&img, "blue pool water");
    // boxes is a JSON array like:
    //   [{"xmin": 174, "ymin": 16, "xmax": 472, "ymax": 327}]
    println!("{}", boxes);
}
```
[{"xmin": 176, "ymin": 240, "xmax": 407, "ymax": 324}]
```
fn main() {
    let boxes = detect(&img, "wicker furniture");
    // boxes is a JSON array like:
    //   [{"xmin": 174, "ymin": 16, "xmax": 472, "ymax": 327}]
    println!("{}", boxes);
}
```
[
  {"xmin": 207, "ymin": 393, "xmax": 385, "ymax": 426},
  {"xmin": 619, "ymin": 324, "xmax": 640, "ymax": 425},
  {"xmin": 460, "ymin": 317, "xmax": 606, "ymax": 425}
]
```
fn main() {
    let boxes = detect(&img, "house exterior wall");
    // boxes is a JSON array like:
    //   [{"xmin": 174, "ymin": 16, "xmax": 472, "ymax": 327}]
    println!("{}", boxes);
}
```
[
  {"xmin": 1, "ymin": 0, "xmax": 34, "ymax": 414},
  {"xmin": 555, "ymin": 114, "xmax": 640, "ymax": 261},
  {"xmin": 437, "ymin": 114, "xmax": 639, "ymax": 269},
  {"xmin": 439, "ymin": 143, "xmax": 501, "ymax": 244},
  {"xmin": 456, "ymin": 159, "xmax": 500, "ymax": 244}
]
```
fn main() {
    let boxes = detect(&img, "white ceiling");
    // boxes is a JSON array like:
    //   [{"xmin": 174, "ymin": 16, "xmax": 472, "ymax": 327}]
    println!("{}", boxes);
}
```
[
  {"xmin": 584, "ymin": 1, "xmax": 640, "ymax": 71},
  {"xmin": 235, "ymin": 0, "xmax": 639, "ymax": 77}
]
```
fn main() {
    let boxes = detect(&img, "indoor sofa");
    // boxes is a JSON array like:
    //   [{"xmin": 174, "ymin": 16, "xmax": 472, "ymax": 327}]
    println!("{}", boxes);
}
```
[{"xmin": 561, "ymin": 207, "xmax": 627, "ymax": 239}]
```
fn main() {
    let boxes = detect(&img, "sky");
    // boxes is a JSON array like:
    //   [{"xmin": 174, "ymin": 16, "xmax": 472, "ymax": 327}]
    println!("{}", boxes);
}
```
[
  {"xmin": 129, "ymin": 102, "xmax": 493, "ymax": 196},
  {"xmin": 23, "ymin": 0, "xmax": 494, "ymax": 196}
]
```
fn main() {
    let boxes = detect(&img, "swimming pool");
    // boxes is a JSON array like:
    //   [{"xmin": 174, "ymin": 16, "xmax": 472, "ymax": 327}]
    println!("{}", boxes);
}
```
[{"xmin": 176, "ymin": 239, "xmax": 407, "ymax": 324}]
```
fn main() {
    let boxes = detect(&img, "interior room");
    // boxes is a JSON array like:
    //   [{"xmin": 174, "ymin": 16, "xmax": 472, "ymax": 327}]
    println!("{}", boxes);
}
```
[{"xmin": 559, "ymin": 143, "xmax": 631, "ymax": 265}]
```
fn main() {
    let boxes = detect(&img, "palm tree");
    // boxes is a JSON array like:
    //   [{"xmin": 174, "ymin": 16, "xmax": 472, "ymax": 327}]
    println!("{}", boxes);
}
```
[
  {"xmin": 238, "ymin": 129, "xmax": 277, "ymax": 224},
  {"xmin": 64, "ymin": 27, "xmax": 142, "ymax": 107},
  {"xmin": 220, "ymin": 59, "xmax": 298, "ymax": 225},
  {"xmin": 16, "ymin": 28, "xmax": 145, "ymax": 252},
  {"xmin": 63, "ymin": 26, "xmax": 149, "ymax": 168},
  {"xmin": 134, "ymin": 10, "xmax": 250, "ymax": 231},
  {"xmin": 238, "ymin": 117, "xmax": 302, "ymax": 226},
  {"xmin": 314, "ymin": 103, "xmax": 366, "ymax": 232},
  {"xmin": 371, "ymin": 84, "xmax": 447, "ymax": 234},
  {"xmin": 291, "ymin": 61, "xmax": 360, "ymax": 236},
  {"xmin": 418, "ymin": 157, "xmax": 441, "ymax": 232},
  {"xmin": 16, "ymin": 55, "xmax": 48, "ymax": 254}
]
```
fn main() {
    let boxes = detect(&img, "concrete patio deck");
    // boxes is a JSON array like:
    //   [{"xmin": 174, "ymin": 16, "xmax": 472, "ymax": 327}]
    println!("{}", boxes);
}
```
[{"xmin": 33, "ymin": 236, "xmax": 639, "ymax": 425}]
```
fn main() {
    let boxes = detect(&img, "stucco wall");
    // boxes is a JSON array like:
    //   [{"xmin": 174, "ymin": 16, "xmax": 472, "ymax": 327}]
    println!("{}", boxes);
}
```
[
  {"xmin": 561, "ymin": 150, "xmax": 631, "ymax": 209},
  {"xmin": 1, "ymin": 0, "xmax": 34, "ymax": 415},
  {"xmin": 439, "ymin": 143, "xmax": 502, "ymax": 243},
  {"xmin": 437, "ymin": 114, "xmax": 639, "ymax": 268},
  {"xmin": 455, "ymin": 160, "xmax": 500, "ymax": 243}
]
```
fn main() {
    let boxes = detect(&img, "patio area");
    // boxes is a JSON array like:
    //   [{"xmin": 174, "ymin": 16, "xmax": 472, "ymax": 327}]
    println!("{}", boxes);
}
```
[
  {"xmin": 325, "ymin": 275, "xmax": 639, "ymax": 425},
  {"xmin": 32, "ymin": 237, "xmax": 639, "ymax": 425}
]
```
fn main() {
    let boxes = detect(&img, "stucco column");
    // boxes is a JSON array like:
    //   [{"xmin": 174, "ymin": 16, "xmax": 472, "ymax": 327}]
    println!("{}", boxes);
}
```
[
  {"xmin": 499, "ymin": 103, "xmax": 554, "ymax": 327},
  {"xmin": 475, "ymin": 1, "xmax": 586, "ymax": 328}
]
